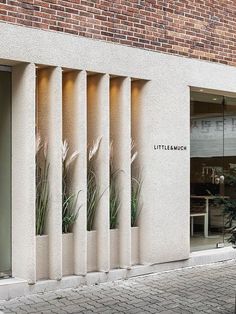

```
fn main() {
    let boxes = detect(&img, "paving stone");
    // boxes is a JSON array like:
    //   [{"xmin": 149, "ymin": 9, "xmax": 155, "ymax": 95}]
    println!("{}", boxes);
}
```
[{"xmin": 1, "ymin": 260, "xmax": 236, "ymax": 313}]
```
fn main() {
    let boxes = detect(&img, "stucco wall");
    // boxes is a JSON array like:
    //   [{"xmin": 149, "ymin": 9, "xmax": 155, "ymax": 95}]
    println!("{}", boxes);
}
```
[{"xmin": 2, "ymin": 22, "xmax": 236, "ymax": 275}]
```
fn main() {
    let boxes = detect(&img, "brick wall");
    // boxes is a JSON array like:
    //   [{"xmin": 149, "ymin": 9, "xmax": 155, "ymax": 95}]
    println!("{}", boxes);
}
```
[{"xmin": 0, "ymin": 0, "xmax": 236, "ymax": 66}]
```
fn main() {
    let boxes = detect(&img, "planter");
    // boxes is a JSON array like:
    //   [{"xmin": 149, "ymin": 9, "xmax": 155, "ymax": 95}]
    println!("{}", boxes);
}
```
[
  {"xmin": 36, "ymin": 235, "xmax": 49, "ymax": 280},
  {"xmin": 87, "ymin": 230, "xmax": 97, "ymax": 272},
  {"xmin": 110, "ymin": 229, "xmax": 119, "ymax": 269},
  {"xmin": 36, "ymin": 228, "xmax": 139, "ymax": 279},
  {"xmin": 131, "ymin": 226, "xmax": 139, "ymax": 265},
  {"xmin": 62, "ymin": 233, "xmax": 74, "ymax": 276},
  {"xmin": 110, "ymin": 228, "xmax": 139, "ymax": 268},
  {"xmin": 87, "ymin": 229, "xmax": 119, "ymax": 271},
  {"xmin": 36, "ymin": 233, "xmax": 74, "ymax": 279},
  {"xmin": 87, "ymin": 228, "xmax": 139, "ymax": 271}
]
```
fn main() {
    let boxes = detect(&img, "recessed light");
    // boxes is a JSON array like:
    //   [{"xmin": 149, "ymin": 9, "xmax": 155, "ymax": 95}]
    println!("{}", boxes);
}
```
[
  {"xmin": 199, "ymin": 89, "xmax": 204, "ymax": 92},
  {"xmin": 213, "ymin": 98, "xmax": 217, "ymax": 101}
]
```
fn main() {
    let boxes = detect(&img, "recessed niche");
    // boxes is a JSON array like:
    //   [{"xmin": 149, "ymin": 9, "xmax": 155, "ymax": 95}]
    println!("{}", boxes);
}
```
[
  {"xmin": 110, "ymin": 76, "xmax": 131, "ymax": 269},
  {"xmin": 35, "ymin": 66, "xmax": 147, "ymax": 276},
  {"xmin": 36, "ymin": 67, "xmax": 51, "ymax": 280},
  {"xmin": 87, "ymin": 73, "xmax": 110, "ymax": 272},
  {"xmin": 62, "ymin": 70, "xmax": 78, "ymax": 276},
  {"xmin": 131, "ymin": 79, "xmax": 147, "ymax": 265}
]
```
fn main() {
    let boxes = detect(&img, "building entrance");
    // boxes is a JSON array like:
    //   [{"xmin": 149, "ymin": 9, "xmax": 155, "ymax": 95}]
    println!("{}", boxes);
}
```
[
  {"xmin": 0, "ymin": 68, "xmax": 11, "ymax": 277},
  {"xmin": 190, "ymin": 89, "xmax": 236, "ymax": 251}
]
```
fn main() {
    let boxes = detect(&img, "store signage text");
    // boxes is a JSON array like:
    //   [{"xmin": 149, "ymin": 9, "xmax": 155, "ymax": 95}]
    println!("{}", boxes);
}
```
[{"xmin": 154, "ymin": 145, "xmax": 187, "ymax": 151}]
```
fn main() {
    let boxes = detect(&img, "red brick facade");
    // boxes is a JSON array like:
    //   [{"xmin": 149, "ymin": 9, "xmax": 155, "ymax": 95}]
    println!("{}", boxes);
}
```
[{"xmin": 0, "ymin": 0, "xmax": 236, "ymax": 66}]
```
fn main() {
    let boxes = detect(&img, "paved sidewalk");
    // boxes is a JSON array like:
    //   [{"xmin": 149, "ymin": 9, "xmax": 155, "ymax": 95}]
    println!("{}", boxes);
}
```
[{"xmin": 0, "ymin": 260, "xmax": 235, "ymax": 314}]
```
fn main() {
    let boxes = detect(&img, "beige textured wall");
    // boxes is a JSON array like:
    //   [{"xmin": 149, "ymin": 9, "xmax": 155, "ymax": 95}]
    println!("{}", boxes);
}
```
[
  {"xmin": 37, "ymin": 67, "xmax": 63, "ymax": 280},
  {"xmin": 3, "ymin": 22, "xmax": 236, "ymax": 273},
  {"xmin": 62, "ymin": 71, "xmax": 87, "ymax": 275},
  {"xmin": 12, "ymin": 63, "xmax": 36, "ymax": 283}
]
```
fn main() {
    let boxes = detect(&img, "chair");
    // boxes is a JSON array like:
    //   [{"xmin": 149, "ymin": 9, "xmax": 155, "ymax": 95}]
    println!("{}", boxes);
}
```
[{"xmin": 190, "ymin": 204, "xmax": 208, "ymax": 237}]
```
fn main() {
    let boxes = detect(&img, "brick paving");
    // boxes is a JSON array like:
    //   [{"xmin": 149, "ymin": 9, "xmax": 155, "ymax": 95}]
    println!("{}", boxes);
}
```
[{"xmin": 0, "ymin": 260, "xmax": 235, "ymax": 314}]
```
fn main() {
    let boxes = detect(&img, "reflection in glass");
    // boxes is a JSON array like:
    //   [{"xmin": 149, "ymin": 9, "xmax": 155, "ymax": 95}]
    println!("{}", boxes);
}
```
[
  {"xmin": 0, "ymin": 70, "xmax": 11, "ymax": 277},
  {"xmin": 190, "ymin": 91, "xmax": 236, "ymax": 251}
]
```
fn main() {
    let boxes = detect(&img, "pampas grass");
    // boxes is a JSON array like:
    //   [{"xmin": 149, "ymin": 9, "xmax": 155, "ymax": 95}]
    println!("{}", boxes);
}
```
[
  {"xmin": 131, "ymin": 141, "xmax": 142, "ymax": 227},
  {"xmin": 87, "ymin": 138, "xmax": 102, "ymax": 231},
  {"xmin": 62, "ymin": 140, "xmax": 80, "ymax": 233},
  {"xmin": 109, "ymin": 142, "xmax": 120, "ymax": 229},
  {"xmin": 36, "ymin": 135, "xmax": 49, "ymax": 235}
]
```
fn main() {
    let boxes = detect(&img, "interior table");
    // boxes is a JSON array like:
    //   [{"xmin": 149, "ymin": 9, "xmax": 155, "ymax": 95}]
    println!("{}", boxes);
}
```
[{"xmin": 190, "ymin": 195, "xmax": 229, "ymax": 238}]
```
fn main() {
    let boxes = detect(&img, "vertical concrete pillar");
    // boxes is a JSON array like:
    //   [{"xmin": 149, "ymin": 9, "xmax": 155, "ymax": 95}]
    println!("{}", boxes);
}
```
[
  {"xmin": 62, "ymin": 70, "xmax": 87, "ymax": 275},
  {"xmin": 12, "ymin": 63, "xmax": 36, "ymax": 284},
  {"xmin": 37, "ymin": 67, "xmax": 62, "ymax": 280},
  {"xmin": 110, "ymin": 77, "xmax": 131, "ymax": 268},
  {"xmin": 87, "ymin": 74, "xmax": 110, "ymax": 272}
]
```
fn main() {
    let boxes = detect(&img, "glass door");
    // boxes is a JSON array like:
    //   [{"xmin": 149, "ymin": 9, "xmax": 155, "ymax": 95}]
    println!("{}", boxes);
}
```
[
  {"xmin": 0, "ymin": 69, "xmax": 11, "ymax": 277},
  {"xmin": 190, "ymin": 91, "xmax": 229, "ymax": 251},
  {"xmin": 221, "ymin": 97, "xmax": 236, "ymax": 248}
]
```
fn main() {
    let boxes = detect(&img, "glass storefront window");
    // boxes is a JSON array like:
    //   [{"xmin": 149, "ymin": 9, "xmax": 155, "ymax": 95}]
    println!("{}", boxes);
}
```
[
  {"xmin": 0, "ymin": 69, "xmax": 11, "ymax": 277},
  {"xmin": 190, "ymin": 90, "xmax": 236, "ymax": 251}
]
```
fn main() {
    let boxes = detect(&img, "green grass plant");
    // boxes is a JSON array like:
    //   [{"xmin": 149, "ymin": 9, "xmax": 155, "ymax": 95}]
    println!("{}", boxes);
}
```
[
  {"xmin": 36, "ymin": 135, "xmax": 49, "ymax": 235},
  {"xmin": 87, "ymin": 138, "xmax": 102, "ymax": 231},
  {"xmin": 62, "ymin": 140, "xmax": 80, "ymax": 233},
  {"xmin": 109, "ymin": 142, "xmax": 120, "ymax": 229},
  {"xmin": 131, "ymin": 141, "xmax": 142, "ymax": 227}
]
